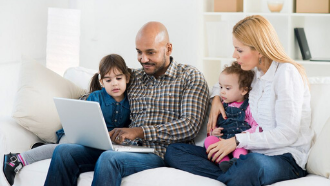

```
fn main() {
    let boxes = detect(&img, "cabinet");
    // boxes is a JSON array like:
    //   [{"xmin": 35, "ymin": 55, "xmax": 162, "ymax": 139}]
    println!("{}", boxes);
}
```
[{"xmin": 202, "ymin": 0, "xmax": 330, "ymax": 87}]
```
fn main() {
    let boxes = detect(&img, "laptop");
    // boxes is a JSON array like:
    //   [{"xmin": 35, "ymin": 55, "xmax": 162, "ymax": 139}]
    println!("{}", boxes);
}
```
[
  {"xmin": 294, "ymin": 28, "xmax": 330, "ymax": 62},
  {"xmin": 53, "ymin": 97, "xmax": 155, "ymax": 153}
]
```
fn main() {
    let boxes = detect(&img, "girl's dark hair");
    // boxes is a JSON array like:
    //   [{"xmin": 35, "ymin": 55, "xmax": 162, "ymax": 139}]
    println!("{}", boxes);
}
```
[
  {"xmin": 222, "ymin": 61, "xmax": 255, "ymax": 99},
  {"xmin": 89, "ymin": 54, "xmax": 132, "ymax": 93}
]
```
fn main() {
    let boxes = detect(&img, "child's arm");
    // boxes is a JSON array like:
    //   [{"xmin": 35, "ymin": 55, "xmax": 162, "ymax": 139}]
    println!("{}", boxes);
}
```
[{"xmin": 209, "ymin": 127, "xmax": 224, "ymax": 137}]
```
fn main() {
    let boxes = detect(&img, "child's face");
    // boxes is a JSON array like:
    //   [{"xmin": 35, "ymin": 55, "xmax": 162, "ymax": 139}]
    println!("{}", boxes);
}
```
[
  {"xmin": 100, "ymin": 68, "xmax": 129, "ymax": 102},
  {"xmin": 219, "ymin": 72, "xmax": 247, "ymax": 103}
]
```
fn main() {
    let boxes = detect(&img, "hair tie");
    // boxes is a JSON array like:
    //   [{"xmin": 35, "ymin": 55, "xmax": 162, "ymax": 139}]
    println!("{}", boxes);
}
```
[{"xmin": 98, "ymin": 73, "xmax": 101, "ymax": 80}]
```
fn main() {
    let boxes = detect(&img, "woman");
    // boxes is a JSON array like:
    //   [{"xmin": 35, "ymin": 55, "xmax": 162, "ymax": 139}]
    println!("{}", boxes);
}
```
[{"xmin": 164, "ymin": 15, "xmax": 313, "ymax": 186}]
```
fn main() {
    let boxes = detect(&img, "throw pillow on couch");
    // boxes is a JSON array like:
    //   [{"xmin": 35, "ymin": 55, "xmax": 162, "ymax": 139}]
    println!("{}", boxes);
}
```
[{"xmin": 12, "ymin": 60, "xmax": 86, "ymax": 143}]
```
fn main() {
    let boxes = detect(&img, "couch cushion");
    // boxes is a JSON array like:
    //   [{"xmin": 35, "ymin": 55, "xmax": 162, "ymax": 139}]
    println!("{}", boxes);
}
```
[
  {"xmin": 121, "ymin": 167, "xmax": 224, "ymax": 186},
  {"xmin": 12, "ymin": 60, "xmax": 85, "ymax": 143},
  {"xmin": 269, "ymin": 174, "xmax": 330, "ymax": 186},
  {"xmin": 14, "ymin": 159, "xmax": 224, "ymax": 186},
  {"xmin": 307, "ymin": 117, "xmax": 330, "ymax": 179},
  {"xmin": 14, "ymin": 159, "xmax": 96, "ymax": 186},
  {"xmin": 14, "ymin": 158, "xmax": 330, "ymax": 186},
  {"xmin": 308, "ymin": 77, "xmax": 330, "ymax": 139}
]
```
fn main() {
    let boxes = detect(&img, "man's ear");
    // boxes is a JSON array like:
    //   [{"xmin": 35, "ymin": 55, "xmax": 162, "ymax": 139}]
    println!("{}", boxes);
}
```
[{"xmin": 166, "ymin": 43, "xmax": 173, "ymax": 56}]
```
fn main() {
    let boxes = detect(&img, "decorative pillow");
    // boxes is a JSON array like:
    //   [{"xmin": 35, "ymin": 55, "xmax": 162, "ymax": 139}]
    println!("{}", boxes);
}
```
[
  {"xmin": 12, "ymin": 60, "xmax": 85, "ymax": 143},
  {"xmin": 307, "ymin": 117, "xmax": 330, "ymax": 179}
]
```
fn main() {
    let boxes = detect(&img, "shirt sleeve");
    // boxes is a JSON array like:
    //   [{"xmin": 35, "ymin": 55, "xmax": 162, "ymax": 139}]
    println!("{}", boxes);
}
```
[
  {"xmin": 237, "ymin": 65, "xmax": 305, "ymax": 150},
  {"xmin": 244, "ymin": 105, "xmax": 259, "ymax": 133},
  {"xmin": 141, "ymin": 69, "xmax": 210, "ymax": 143},
  {"xmin": 210, "ymin": 83, "xmax": 220, "ymax": 99}
]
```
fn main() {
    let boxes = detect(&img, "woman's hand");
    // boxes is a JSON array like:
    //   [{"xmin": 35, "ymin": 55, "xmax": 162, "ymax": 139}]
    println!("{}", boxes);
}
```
[
  {"xmin": 206, "ymin": 137, "xmax": 236, "ymax": 163},
  {"xmin": 207, "ymin": 96, "xmax": 227, "ymax": 133}
]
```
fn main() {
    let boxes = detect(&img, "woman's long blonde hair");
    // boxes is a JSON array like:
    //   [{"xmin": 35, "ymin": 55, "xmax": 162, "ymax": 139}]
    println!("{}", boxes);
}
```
[{"xmin": 232, "ymin": 15, "xmax": 308, "ymax": 84}]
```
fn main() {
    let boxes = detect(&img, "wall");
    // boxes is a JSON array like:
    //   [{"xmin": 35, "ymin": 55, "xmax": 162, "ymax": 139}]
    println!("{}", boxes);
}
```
[
  {"xmin": 0, "ymin": 0, "xmax": 69, "ymax": 64},
  {"xmin": 0, "ymin": 0, "xmax": 203, "ymax": 68},
  {"xmin": 76, "ymin": 0, "xmax": 202, "ymax": 70}
]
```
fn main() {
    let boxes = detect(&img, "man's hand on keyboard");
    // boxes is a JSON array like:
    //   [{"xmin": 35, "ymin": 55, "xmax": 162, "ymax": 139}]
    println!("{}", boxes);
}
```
[{"xmin": 109, "ymin": 127, "xmax": 144, "ymax": 144}]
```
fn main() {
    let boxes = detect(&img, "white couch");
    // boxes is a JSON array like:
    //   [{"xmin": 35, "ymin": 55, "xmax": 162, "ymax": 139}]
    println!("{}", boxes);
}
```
[{"xmin": 1, "ymin": 61, "xmax": 330, "ymax": 186}]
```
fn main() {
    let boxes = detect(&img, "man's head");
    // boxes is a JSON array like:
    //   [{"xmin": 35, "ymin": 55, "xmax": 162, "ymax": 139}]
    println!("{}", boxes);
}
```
[{"xmin": 135, "ymin": 22, "xmax": 172, "ymax": 78}]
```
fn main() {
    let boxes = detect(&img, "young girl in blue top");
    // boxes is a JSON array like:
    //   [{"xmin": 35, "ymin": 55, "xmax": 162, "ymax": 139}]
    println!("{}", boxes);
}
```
[{"xmin": 3, "ymin": 54, "xmax": 132, "ymax": 186}]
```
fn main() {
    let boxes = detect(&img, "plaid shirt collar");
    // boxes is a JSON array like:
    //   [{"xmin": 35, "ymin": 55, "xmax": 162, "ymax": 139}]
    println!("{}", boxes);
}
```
[{"xmin": 141, "ymin": 56, "xmax": 177, "ymax": 83}]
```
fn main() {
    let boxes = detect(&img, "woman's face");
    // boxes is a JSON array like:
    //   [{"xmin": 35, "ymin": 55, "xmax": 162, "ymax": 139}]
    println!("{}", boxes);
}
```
[{"xmin": 232, "ymin": 36, "xmax": 260, "ymax": 71}]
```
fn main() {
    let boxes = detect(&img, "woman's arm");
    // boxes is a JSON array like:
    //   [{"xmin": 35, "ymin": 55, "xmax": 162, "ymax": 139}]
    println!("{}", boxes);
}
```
[
  {"xmin": 237, "ymin": 65, "xmax": 306, "ymax": 150},
  {"xmin": 207, "ymin": 83, "xmax": 227, "ymax": 133}
]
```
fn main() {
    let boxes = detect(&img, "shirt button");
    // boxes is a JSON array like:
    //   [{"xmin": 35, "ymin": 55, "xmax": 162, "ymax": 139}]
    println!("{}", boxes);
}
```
[
  {"xmin": 116, "ymin": 111, "xmax": 118, "ymax": 114},
  {"xmin": 116, "ymin": 103, "xmax": 119, "ymax": 105},
  {"xmin": 115, "ymin": 120, "xmax": 117, "ymax": 122}
]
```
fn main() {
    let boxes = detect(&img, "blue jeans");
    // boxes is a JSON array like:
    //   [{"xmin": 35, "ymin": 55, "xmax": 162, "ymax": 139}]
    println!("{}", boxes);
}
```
[
  {"xmin": 164, "ymin": 143, "xmax": 307, "ymax": 186},
  {"xmin": 44, "ymin": 144, "xmax": 165, "ymax": 186}
]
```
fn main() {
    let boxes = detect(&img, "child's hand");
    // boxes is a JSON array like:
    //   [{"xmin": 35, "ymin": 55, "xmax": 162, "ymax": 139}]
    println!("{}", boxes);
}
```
[{"xmin": 210, "ymin": 127, "xmax": 223, "ymax": 137}]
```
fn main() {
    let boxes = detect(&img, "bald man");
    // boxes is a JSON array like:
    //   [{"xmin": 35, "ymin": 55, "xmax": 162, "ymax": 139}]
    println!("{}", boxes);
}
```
[{"xmin": 44, "ymin": 22, "xmax": 209, "ymax": 186}]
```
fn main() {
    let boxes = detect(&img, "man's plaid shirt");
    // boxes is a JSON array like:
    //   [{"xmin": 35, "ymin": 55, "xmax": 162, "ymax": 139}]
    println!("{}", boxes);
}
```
[{"xmin": 128, "ymin": 58, "xmax": 209, "ymax": 158}]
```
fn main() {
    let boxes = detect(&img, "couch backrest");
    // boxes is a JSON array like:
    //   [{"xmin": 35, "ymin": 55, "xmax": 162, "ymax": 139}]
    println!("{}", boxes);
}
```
[
  {"xmin": 308, "ymin": 77, "xmax": 330, "ymax": 142},
  {"xmin": 64, "ymin": 67, "xmax": 97, "ymax": 91},
  {"xmin": 64, "ymin": 67, "xmax": 330, "ymax": 146}
]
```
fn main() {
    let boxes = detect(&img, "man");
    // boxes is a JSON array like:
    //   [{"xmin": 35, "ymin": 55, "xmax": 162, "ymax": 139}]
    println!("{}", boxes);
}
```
[{"xmin": 44, "ymin": 21, "xmax": 209, "ymax": 186}]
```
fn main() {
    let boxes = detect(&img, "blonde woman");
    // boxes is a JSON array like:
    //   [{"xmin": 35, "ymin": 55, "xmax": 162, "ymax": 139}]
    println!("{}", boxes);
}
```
[{"xmin": 164, "ymin": 15, "xmax": 313, "ymax": 186}]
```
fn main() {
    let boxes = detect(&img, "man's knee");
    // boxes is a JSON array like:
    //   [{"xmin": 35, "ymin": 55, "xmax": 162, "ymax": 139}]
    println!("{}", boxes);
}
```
[
  {"xmin": 98, "ymin": 151, "xmax": 125, "ymax": 165},
  {"xmin": 165, "ymin": 143, "xmax": 183, "ymax": 157}
]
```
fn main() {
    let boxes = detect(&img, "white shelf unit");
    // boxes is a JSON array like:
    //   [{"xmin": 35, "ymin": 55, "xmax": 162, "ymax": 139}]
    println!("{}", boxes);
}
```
[{"xmin": 202, "ymin": 0, "xmax": 330, "ymax": 87}]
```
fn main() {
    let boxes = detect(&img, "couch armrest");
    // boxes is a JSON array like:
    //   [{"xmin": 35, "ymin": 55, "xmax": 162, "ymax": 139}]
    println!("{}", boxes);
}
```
[
  {"xmin": 0, "ymin": 116, "xmax": 42, "ymax": 186},
  {"xmin": 0, "ymin": 116, "xmax": 41, "ymax": 154}
]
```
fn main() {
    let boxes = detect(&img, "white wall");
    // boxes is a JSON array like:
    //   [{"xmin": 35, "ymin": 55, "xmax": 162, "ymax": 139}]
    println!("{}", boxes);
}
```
[
  {"xmin": 76, "ymin": 0, "xmax": 203, "ymax": 70},
  {"xmin": 0, "ymin": 0, "xmax": 69, "ymax": 64},
  {"xmin": 0, "ymin": 0, "xmax": 203, "ymax": 69}
]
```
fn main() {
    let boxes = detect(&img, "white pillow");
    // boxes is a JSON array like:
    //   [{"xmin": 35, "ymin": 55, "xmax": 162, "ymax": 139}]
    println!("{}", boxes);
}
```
[
  {"xmin": 307, "ymin": 117, "xmax": 330, "ymax": 179},
  {"xmin": 12, "ymin": 60, "xmax": 85, "ymax": 143},
  {"xmin": 64, "ymin": 66, "xmax": 97, "ymax": 91}
]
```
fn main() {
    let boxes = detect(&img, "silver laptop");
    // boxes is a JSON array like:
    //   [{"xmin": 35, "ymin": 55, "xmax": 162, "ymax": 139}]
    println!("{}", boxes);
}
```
[{"xmin": 53, "ymin": 97, "xmax": 155, "ymax": 153}]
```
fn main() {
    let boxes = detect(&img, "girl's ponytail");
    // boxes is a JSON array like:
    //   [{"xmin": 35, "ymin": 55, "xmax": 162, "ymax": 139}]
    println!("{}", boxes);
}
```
[{"xmin": 89, "ymin": 73, "xmax": 102, "ymax": 93}]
